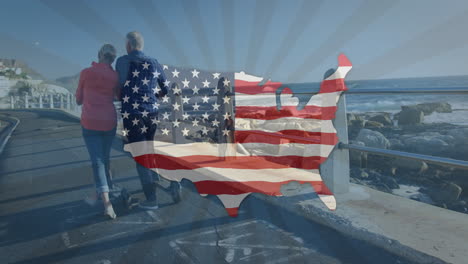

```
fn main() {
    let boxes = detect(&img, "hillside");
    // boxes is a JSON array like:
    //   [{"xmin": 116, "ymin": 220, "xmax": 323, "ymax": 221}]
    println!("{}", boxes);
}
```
[{"xmin": 0, "ymin": 59, "xmax": 45, "ymax": 80}]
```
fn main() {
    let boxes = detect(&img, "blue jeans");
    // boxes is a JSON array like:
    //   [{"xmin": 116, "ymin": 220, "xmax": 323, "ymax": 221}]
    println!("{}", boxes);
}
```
[{"xmin": 82, "ymin": 126, "xmax": 116, "ymax": 194}]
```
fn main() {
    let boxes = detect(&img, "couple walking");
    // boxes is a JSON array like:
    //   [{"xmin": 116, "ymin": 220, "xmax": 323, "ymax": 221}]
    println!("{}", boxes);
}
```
[{"xmin": 75, "ymin": 31, "xmax": 180, "ymax": 219}]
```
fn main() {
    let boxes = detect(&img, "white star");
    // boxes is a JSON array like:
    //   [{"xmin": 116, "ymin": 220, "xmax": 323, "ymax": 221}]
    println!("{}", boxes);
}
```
[
  {"xmin": 132, "ymin": 118, "xmax": 139, "ymax": 126},
  {"xmin": 192, "ymin": 119, "xmax": 199, "ymax": 127},
  {"xmin": 192, "ymin": 85, "xmax": 200, "ymax": 94},
  {"xmin": 201, "ymin": 127, "xmax": 209, "ymax": 135},
  {"xmin": 122, "ymin": 111, "xmax": 130, "ymax": 119},
  {"xmin": 152, "ymin": 102, "xmax": 160, "ymax": 109},
  {"xmin": 141, "ymin": 110, "xmax": 149, "ymax": 118},
  {"xmin": 172, "ymin": 102, "xmax": 180, "ymax": 111},
  {"xmin": 132, "ymin": 69, "xmax": 140, "ymax": 78},
  {"xmin": 201, "ymin": 95, "xmax": 210, "ymax": 103},
  {"xmin": 191, "ymin": 69, "xmax": 200, "ymax": 78},
  {"xmin": 122, "ymin": 128, "xmax": 129, "ymax": 136},
  {"xmin": 223, "ymin": 112, "xmax": 231, "ymax": 120},
  {"xmin": 162, "ymin": 112, "xmax": 170, "ymax": 120},
  {"xmin": 172, "ymin": 86, "xmax": 182, "ymax": 95},
  {"xmin": 141, "ymin": 94, "xmax": 150, "ymax": 102},
  {"xmin": 132, "ymin": 101, "xmax": 140, "ymax": 109},
  {"xmin": 172, "ymin": 119, "xmax": 180, "ymax": 127},
  {"xmin": 172, "ymin": 69, "xmax": 180, "ymax": 78},
  {"xmin": 152, "ymin": 86, "xmax": 161, "ymax": 94},
  {"xmin": 124, "ymin": 80, "xmax": 130, "ymax": 87},
  {"xmin": 142, "ymin": 62, "xmax": 150, "ymax": 70},
  {"xmin": 212, "ymin": 102, "xmax": 220, "ymax": 111},
  {"xmin": 182, "ymin": 96, "xmax": 190, "ymax": 104},
  {"xmin": 162, "ymin": 95, "xmax": 170, "ymax": 103},
  {"xmin": 122, "ymin": 95, "xmax": 130, "ymax": 103},
  {"xmin": 161, "ymin": 128, "xmax": 170, "ymax": 135},
  {"xmin": 163, "ymin": 65, "xmax": 168, "ymax": 70},
  {"xmin": 222, "ymin": 128, "xmax": 230, "ymax": 136},
  {"xmin": 192, "ymin": 102, "xmax": 200, "ymax": 110},
  {"xmin": 212, "ymin": 87, "xmax": 220, "ymax": 95},
  {"xmin": 132, "ymin": 85, "xmax": 139, "ymax": 93},
  {"xmin": 223, "ymin": 96, "xmax": 231, "ymax": 104},
  {"xmin": 152, "ymin": 70, "xmax": 161, "ymax": 79},
  {"xmin": 181, "ymin": 127, "xmax": 190, "ymax": 136},
  {"xmin": 182, "ymin": 113, "xmax": 190, "ymax": 120},
  {"xmin": 211, "ymin": 119, "xmax": 220, "ymax": 127},
  {"xmin": 202, "ymin": 112, "xmax": 210, "ymax": 120},
  {"xmin": 202, "ymin": 80, "xmax": 210, "ymax": 88},
  {"xmin": 163, "ymin": 80, "xmax": 170, "ymax": 87},
  {"xmin": 212, "ymin": 73, "xmax": 220, "ymax": 79},
  {"xmin": 223, "ymin": 79, "xmax": 230, "ymax": 87},
  {"xmin": 182, "ymin": 78, "xmax": 190, "ymax": 88},
  {"xmin": 142, "ymin": 77, "xmax": 150, "ymax": 86},
  {"xmin": 151, "ymin": 117, "xmax": 159, "ymax": 125},
  {"xmin": 141, "ymin": 125, "xmax": 148, "ymax": 133}
]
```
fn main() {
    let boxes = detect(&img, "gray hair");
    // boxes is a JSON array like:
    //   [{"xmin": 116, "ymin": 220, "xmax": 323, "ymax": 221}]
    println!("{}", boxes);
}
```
[
  {"xmin": 126, "ymin": 31, "xmax": 144, "ymax": 51},
  {"xmin": 98, "ymin": 44, "xmax": 117, "ymax": 63}
]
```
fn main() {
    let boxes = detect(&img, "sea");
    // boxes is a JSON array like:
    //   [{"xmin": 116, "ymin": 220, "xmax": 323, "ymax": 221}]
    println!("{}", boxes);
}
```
[{"xmin": 284, "ymin": 75, "xmax": 468, "ymax": 126}]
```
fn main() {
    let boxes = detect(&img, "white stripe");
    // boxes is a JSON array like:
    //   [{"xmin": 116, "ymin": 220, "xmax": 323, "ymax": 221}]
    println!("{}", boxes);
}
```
[
  {"xmin": 318, "ymin": 194, "xmax": 337, "ymax": 210},
  {"xmin": 235, "ymin": 118, "xmax": 337, "ymax": 134},
  {"xmin": 217, "ymin": 193, "xmax": 251, "ymax": 209},
  {"xmin": 325, "ymin": 66, "xmax": 352, "ymax": 80},
  {"xmin": 149, "ymin": 168, "xmax": 322, "ymax": 183},
  {"xmin": 235, "ymin": 71, "xmax": 263, "ymax": 82},
  {"xmin": 124, "ymin": 141, "xmax": 335, "ymax": 158},
  {"xmin": 235, "ymin": 92, "xmax": 341, "ymax": 108}
]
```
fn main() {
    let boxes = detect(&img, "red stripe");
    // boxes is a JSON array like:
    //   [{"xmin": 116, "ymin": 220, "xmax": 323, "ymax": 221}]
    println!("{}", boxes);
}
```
[
  {"xmin": 225, "ymin": 207, "xmax": 239, "ymax": 217},
  {"xmin": 235, "ymin": 105, "xmax": 337, "ymax": 120},
  {"xmin": 234, "ymin": 130, "xmax": 338, "ymax": 145},
  {"xmin": 319, "ymin": 79, "xmax": 347, "ymax": 93},
  {"xmin": 338, "ymin": 54, "xmax": 352, "ymax": 67},
  {"xmin": 135, "ymin": 154, "xmax": 327, "ymax": 170},
  {"xmin": 194, "ymin": 180, "xmax": 333, "ymax": 196},
  {"xmin": 234, "ymin": 79, "xmax": 284, "ymax": 95}
]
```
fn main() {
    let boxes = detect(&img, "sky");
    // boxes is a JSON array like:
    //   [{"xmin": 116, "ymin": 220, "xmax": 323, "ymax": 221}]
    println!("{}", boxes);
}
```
[{"xmin": 1, "ymin": 0, "xmax": 468, "ymax": 82}]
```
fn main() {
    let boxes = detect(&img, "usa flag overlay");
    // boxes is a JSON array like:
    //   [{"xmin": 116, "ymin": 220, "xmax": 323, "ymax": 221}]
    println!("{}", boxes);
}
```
[{"xmin": 122, "ymin": 54, "xmax": 352, "ymax": 217}]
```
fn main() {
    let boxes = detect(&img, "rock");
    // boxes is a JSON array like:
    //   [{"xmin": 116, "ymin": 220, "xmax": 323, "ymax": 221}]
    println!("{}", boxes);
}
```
[
  {"xmin": 398, "ymin": 108, "xmax": 424, "ymax": 126},
  {"xmin": 392, "ymin": 158, "xmax": 428, "ymax": 174},
  {"xmin": 364, "ymin": 121, "xmax": 384, "ymax": 129},
  {"xmin": 349, "ymin": 141, "xmax": 367, "ymax": 167},
  {"xmin": 402, "ymin": 102, "xmax": 452, "ymax": 115},
  {"xmin": 389, "ymin": 138, "xmax": 404, "ymax": 150},
  {"xmin": 402, "ymin": 135, "xmax": 449, "ymax": 155},
  {"xmin": 369, "ymin": 114, "xmax": 393, "ymax": 126},
  {"xmin": 356, "ymin": 129, "xmax": 390, "ymax": 149},
  {"xmin": 428, "ymin": 182, "xmax": 462, "ymax": 204}
]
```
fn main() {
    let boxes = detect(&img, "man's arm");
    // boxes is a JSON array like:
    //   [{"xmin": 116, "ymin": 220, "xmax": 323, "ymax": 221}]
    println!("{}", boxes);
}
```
[
  {"xmin": 75, "ymin": 70, "xmax": 85, "ymax": 106},
  {"xmin": 115, "ymin": 56, "xmax": 129, "ymax": 89},
  {"xmin": 154, "ymin": 60, "xmax": 168, "ymax": 97}
]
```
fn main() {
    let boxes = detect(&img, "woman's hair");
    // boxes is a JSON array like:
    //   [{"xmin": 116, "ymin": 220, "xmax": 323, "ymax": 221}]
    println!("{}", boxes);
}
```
[{"xmin": 98, "ymin": 44, "xmax": 117, "ymax": 64}]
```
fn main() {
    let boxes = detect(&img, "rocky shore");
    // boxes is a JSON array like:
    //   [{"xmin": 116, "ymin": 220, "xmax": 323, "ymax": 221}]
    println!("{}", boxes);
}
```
[{"xmin": 347, "ymin": 102, "xmax": 468, "ymax": 214}]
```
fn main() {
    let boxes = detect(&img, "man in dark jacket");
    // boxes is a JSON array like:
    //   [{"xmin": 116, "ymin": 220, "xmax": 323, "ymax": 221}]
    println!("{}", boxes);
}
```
[{"xmin": 116, "ymin": 31, "xmax": 180, "ymax": 210}]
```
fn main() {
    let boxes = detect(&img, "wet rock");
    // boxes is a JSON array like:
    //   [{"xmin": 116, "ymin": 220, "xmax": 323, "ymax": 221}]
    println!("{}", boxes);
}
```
[
  {"xmin": 398, "ymin": 108, "xmax": 424, "ymax": 126},
  {"xmin": 402, "ymin": 102, "xmax": 452, "ymax": 115},
  {"xmin": 369, "ymin": 114, "xmax": 393, "ymax": 126},
  {"xmin": 365, "ymin": 121, "xmax": 384, "ymax": 129},
  {"xmin": 356, "ymin": 129, "xmax": 390, "ymax": 149},
  {"xmin": 428, "ymin": 182, "xmax": 462, "ymax": 204}
]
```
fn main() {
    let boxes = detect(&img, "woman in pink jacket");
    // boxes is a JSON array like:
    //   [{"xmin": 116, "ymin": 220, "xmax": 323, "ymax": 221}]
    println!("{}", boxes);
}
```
[{"xmin": 76, "ymin": 44, "xmax": 119, "ymax": 219}]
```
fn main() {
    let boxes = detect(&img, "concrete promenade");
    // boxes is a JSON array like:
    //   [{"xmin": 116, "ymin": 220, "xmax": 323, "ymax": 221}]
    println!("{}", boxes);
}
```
[{"xmin": 0, "ymin": 110, "xmax": 434, "ymax": 263}]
